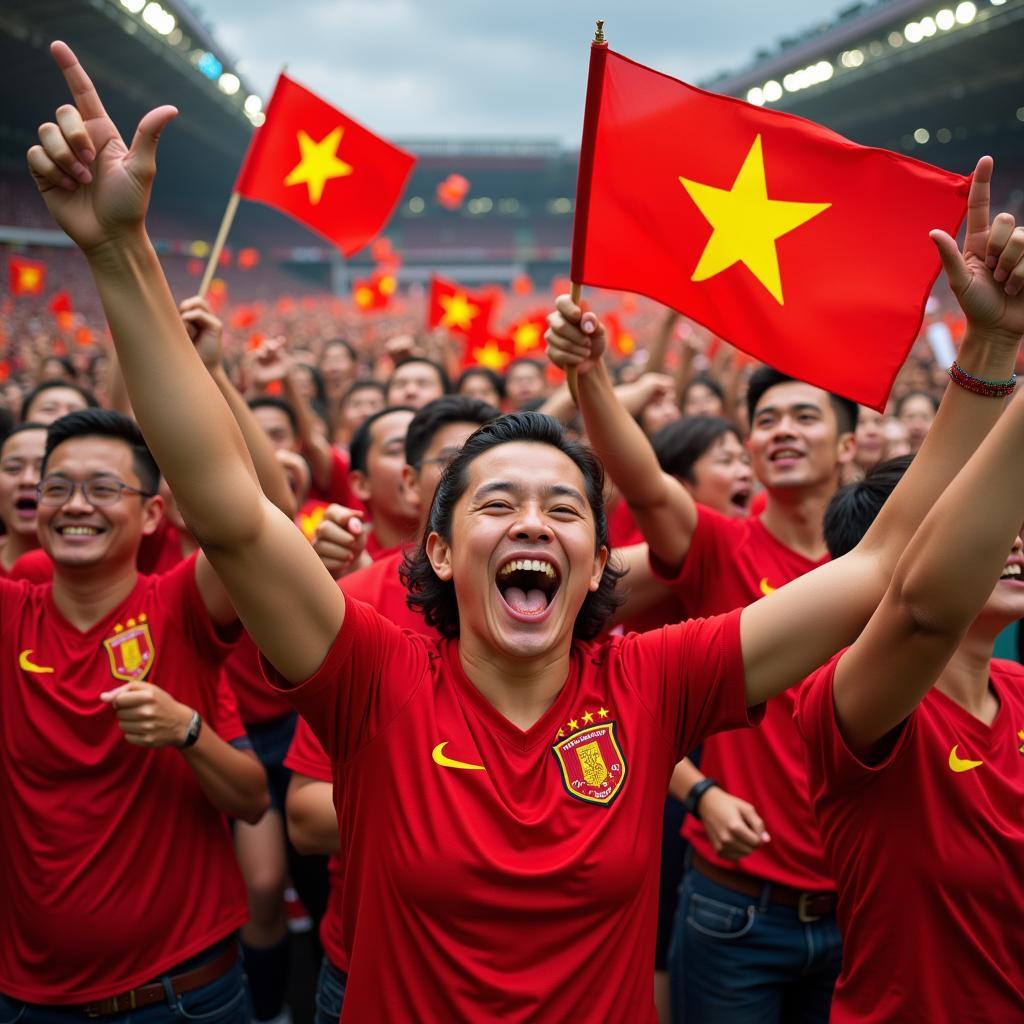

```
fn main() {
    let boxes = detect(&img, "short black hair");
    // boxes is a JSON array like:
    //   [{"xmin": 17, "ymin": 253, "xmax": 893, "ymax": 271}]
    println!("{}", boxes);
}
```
[
  {"xmin": 321, "ymin": 337, "xmax": 357, "ymax": 363},
  {"xmin": 41, "ymin": 355, "xmax": 76, "ymax": 378},
  {"xmin": 341, "ymin": 379, "xmax": 386, "ymax": 407},
  {"xmin": 349, "ymin": 406, "xmax": 415, "ymax": 474},
  {"xmin": 682, "ymin": 374, "xmax": 725, "ymax": 405},
  {"xmin": 652, "ymin": 416, "xmax": 742, "ymax": 484},
  {"xmin": 746, "ymin": 366, "xmax": 858, "ymax": 436},
  {"xmin": 20, "ymin": 380, "xmax": 99, "ymax": 423},
  {"xmin": 823, "ymin": 455, "xmax": 913, "ymax": 558},
  {"xmin": 404, "ymin": 395, "xmax": 500, "ymax": 469},
  {"xmin": 1, "ymin": 420, "xmax": 46, "ymax": 452},
  {"xmin": 248, "ymin": 396, "xmax": 298, "ymax": 436},
  {"xmin": 895, "ymin": 390, "xmax": 939, "ymax": 416},
  {"xmin": 388, "ymin": 357, "xmax": 451, "ymax": 396},
  {"xmin": 507, "ymin": 357, "xmax": 545, "ymax": 376},
  {"xmin": 42, "ymin": 409, "xmax": 160, "ymax": 494},
  {"xmin": 401, "ymin": 412, "xmax": 626, "ymax": 641},
  {"xmin": 293, "ymin": 361, "xmax": 327, "ymax": 408},
  {"xmin": 457, "ymin": 367, "xmax": 506, "ymax": 402}
]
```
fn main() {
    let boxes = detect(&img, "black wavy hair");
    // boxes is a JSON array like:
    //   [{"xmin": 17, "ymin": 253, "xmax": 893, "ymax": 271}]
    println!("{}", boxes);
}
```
[
  {"xmin": 404, "ymin": 395, "xmax": 500, "ymax": 469},
  {"xmin": 823, "ymin": 455, "xmax": 913, "ymax": 558},
  {"xmin": 19, "ymin": 379, "xmax": 99, "ymax": 423},
  {"xmin": 652, "ymin": 416, "xmax": 742, "ymax": 484},
  {"xmin": 348, "ymin": 405, "xmax": 414, "ymax": 474},
  {"xmin": 401, "ymin": 411, "xmax": 626, "ymax": 641},
  {"xmin": 42, "ymin": 409, "xmax": 160, "ymax": 494},
  {"xmin": 746, "ymin": 366, "xmax": 858, "ymax": 436},
  {"xmin": 248, "ymin": 395, "xmax": 299, "ymax": 436}
]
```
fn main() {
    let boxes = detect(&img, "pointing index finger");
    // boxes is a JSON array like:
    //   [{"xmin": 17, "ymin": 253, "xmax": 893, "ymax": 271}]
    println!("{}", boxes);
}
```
[{"xmin": 51, "ymin": 40, "xmax": 109, "ymax": 121}]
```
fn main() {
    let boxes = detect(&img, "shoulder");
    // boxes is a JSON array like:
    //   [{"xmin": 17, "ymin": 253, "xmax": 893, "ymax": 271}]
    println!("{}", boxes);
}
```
[{"xmin": 991, "ymin": 658, "xmax": 1024, "ymax": 695}]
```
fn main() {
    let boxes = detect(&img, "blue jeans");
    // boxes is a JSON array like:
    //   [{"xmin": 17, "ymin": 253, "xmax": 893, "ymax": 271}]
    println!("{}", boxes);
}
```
[
  {"xmin": 313, "ymin": 957, "xmax": 347, "ymax": 1024},
  {"xmin": 669, "ymin": 867, "xmax": 842, "ymax": 1024},
  {"xmin": 0, "ymin": 957, "xmax": 249, "ymax": 1024}
]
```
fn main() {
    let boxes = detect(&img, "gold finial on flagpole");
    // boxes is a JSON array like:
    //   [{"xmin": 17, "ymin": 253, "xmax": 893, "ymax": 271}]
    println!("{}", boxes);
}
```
[{"xmin": 594, "ymin": 20, "xmax": 605, "ymax": 44}]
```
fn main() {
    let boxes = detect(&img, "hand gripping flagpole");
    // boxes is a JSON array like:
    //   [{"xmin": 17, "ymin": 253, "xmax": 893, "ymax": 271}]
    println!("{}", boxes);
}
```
[{"xmin": 566, "ymin": 20, "xmax": 608, "ymax": 405}]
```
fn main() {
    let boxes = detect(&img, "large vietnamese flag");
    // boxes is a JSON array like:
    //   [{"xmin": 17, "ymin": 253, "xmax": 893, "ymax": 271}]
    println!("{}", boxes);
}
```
[
  {"xmin": 571, "ymin": 46, "xmax": 970, "ymax": 409},
  {"xmin": 235, "ymin": 75, "xmax": 415, "ymax": 257}
]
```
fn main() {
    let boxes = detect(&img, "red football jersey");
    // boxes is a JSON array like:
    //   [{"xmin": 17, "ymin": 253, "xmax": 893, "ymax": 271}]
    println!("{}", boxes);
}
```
[
  {"xmin": 223, "ymin": 632, "xmax": 294, "ymax": 725},
  {"xmin": 311, "ymin": 446, "xmax": 364, "ymax": 514},
  {"xmin": 265, "ymin": 596, "xmax": 757, "ymax": 1021},
  {"xmin": 0, "ymin": 559, "xmax": 250, "ymax": 1003},
  {"xmin": 655, "ymin": 504, "xmax": 833, "ymax": 889},
  {"xmin": 337, "ymin": 548, "xmax": 431, "ymax": 634},
  {"xmin": 796, "ymin": 656, "xmax": 1024, "ymax": 1022}
]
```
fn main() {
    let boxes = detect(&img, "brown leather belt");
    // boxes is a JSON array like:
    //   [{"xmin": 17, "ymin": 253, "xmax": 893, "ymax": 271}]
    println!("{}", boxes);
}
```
[
  {"xmin": 79, "ymin": 943, "xmax": 237, "ymax": 1017},
  {"xmin": 693, "ymin": 853, "xmax": 837, "ymax": 923}
]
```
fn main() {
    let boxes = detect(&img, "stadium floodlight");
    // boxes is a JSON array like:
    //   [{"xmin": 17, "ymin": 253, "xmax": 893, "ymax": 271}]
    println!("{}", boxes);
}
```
[
  {"xmin": 244, "ymin": 95, "xmax": 263, "ymax": 115},
  {"xmin": 954, "ymin": 1, "xmax": 977, "ymax": 22},
  {"xmin": 120, "ymin": 0, "xmax": 146, "ymax": 13},
  {"xmin": 167, "ymin": 27, "xmax": 182, "ymax": 45},
  {"xmin": 919, "ymin": 15, "xmax": 937, "ymax": 35},
  {"xmin": 991, "ymin": 0, "xmax": 1006, "ymax": 6},
  {"xmin": 888, "ymin": 30, "xmax": 904, "ymax": 46},
  {"xmin": 142, "ymin": 2, "xmax": 175, "ymax": 35},
  {"xmin": 746, "ymin": 86, "xmax": 765, "ymax": 105},
  {"xmin": 762, "ymin": 79, "xmax": 783, "ymax": 102},
  {"xmin": 935, "ymin": 8, "xmax": 956, "ymax": 29},
  {"xmin": 840, "ymin": 49, "xmax": 865, "ymax": 67},
  {"xmin": 936, "ymin": 128, "xmax": 953, "ymax": 142},
  {"xmin": 407, "ymin": 197, "xmax": 425, "ymax": 213},
  {"xmin": 197, "ymin": 52, "xmax": 223, "ymax": 80},
  {"xmin": 913, "ymin": 127, "xmax": 930, "ymax": 144},
  {"xmin": 904, "ymin": 21, "xmax": 923, "ymax": 42},
  {"xmin": 218, "ymin": 73, "xmax": 240, "ymax": 95}
]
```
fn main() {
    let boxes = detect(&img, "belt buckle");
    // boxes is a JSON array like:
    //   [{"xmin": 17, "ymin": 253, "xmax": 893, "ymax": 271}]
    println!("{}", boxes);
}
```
[
  {"xmin": 84, "ymin": 992, "xmax": 135, "ymax": 1017},
  {"xmin": 797, "ymin": 892, "xmax": 822, "ymax": 923}
]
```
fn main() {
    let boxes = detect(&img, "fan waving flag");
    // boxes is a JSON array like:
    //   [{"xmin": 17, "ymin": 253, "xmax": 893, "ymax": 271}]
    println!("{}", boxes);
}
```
[
  {"xmin": 427, "ymin": 276, "xmax": 498, "ymax": 344},
  {"xmin": 235, "ymin": 75, "xmax": 415, "ymax": 257},
  {"xmin": 571, "ymin": 46, "xmax": 971, "ymax": 410}
]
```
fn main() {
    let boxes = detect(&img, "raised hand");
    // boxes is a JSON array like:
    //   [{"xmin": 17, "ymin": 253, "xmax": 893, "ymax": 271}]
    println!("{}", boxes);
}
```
[
  {"xmin": 249, "ymin": 336, "xmax": 293, "ymax": 390},
  {"xmin": 545, "ymin": 294, "xmax": 607, "ymax": 375},
  {"xmin": 931, "ymin": 157, "xmax": 1024, "ymax": 340},
  {"xmin": 179, "ymin": 296, "xmax": 223, "ymax": 371},
  {"xmin": 313, "ymin": 504, "xmax": 369, "ymax": 577},
  {"xmin": 27, "ymin": 41, "xmax": 177, "ymax": 253}
]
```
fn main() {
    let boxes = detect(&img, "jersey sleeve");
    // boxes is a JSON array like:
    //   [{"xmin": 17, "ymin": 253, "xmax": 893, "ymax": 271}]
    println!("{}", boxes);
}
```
[
  {"xmin": 260, "ymin": 594, "xmax": 430, "ymax": 765},
  {"xmin": 794, "ymin": 653, "xmax": 916, "ymax": 797},
  {"xmin": 284, "ymin": 716, "xmax": 332, "ymax": 782},
  {"xmin": 8, "ymin": 549, "xmax": 54, "ymax": 583},
  {"xmin": 649, "ymin": 504, "xmax": 736, "ymax": 610},
  {"xmin": 618, "ymin": 607, "xmax": 760, "ymax": 759},
  {"xmin": 158, "ymin": 555, "xmax": 240, "ymax": 666}
]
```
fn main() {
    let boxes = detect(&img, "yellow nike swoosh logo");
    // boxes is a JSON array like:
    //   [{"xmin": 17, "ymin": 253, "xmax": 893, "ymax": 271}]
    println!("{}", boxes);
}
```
[
  {"xmin": 948, "ymin": 744, "xmax": 983, "ymax": 773},
  {"xmin": 759, "ymin": 577, "xmax": 776, "ymax": 596},
  {"xmin": 432, "ymin": 742, "xmax": 485, "ymax": 772},
  {"xmin": 19, "ymin": 649, "xmax": 54, "ymax": 674}
]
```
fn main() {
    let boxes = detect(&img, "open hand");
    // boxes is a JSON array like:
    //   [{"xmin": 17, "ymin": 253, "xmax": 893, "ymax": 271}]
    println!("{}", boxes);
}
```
[{"xmin": 27, "ymin": 41, "xmax": 177, "ymax": 254}]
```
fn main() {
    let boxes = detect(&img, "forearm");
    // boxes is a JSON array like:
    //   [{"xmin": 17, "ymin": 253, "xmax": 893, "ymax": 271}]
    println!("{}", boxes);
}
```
[
  {"xmin": 285, "ymin": 776, "xmax": 340, "ymax": 854},
  {"xmin": 645, "ymin": 312, "xmax": 678, "ymax": 375},
  {"xmin": 668, "ymin": 758, "xmax": 703, "ymax": 802},
  {"xmin": 183, "ymin": 734, "xmax": 269, "ymax": 824},
  {"xmin": 214, "ymin": 366, "xmax": 296, "ymax": 518},
  {"xmin": 86, "ymin": 233, "xmax": 261, "ymax": 543}
]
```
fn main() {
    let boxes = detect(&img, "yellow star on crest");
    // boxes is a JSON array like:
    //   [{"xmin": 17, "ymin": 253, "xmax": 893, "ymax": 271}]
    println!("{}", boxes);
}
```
[
  {"xmin": 581, "ymin": 710, "xmax": 595, "ymax": 725},
  {"xmin": 567, "ymin": 718, "xmax": 579, "ymax": 731},
  {"xmin": 439, "ymin": 292, "xmax": 479, "ymax": 331},
  {"xmin": 679, "ymin": 134, "xmax": 830, "ymax": 305},
  {"xmin": 284, "ymin": 127, "xmax": 353, "ymax": 205},
  {"xmin": 597, "ymin": 707, "xmax": 610, "ymax": 719}
]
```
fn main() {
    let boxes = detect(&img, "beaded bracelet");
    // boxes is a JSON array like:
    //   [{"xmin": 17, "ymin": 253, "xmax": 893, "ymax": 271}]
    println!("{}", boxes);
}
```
[{"xmin": 947, "ymin": 360, "xmax": 1017, "ymax": 398}]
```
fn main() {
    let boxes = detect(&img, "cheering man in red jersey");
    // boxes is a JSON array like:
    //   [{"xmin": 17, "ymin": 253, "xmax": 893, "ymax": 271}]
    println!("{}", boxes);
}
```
[
  {"xmin": 546, "ymin": 155, "xmax": 1024, "ymax": 1023},
  {"xmin": 0, "ymin": 409, "xmax": 268, "ymax": 1016},
  {"xmin": 0, "ymin": 423, "xmax": 46, "ymax": 576},
  {"xmin": 29, "ymin": 44, "xmax": 1022, "ymax": 1022}
]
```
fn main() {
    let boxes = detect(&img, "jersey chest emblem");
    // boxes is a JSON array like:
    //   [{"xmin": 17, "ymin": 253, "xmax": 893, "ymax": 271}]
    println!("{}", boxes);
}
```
[
  {"xmin": 1018, "ymin": 729, "xmax": 1024, "ymax": 755},
  {"xmin": 552, "ymin": 720, "xmax": 627, "ymax": 807},
  {"xmin": 102, "ymin": 615, "xmax": 155, "ymax": 683}
]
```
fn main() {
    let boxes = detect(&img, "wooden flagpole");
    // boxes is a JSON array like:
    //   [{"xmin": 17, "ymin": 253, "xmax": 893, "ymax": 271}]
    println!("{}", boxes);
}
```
[{"xmin": 198, "ymin": 191, "xmax": 240, "ymax": 298}]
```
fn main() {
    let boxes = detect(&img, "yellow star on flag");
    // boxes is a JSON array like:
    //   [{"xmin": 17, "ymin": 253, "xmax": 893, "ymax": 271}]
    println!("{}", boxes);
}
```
[
  {"xmin": 581, "ymin": 710, "xmax": 595, "ymax": 725},
  {"xmin": 284, "ymin": 127, "xmax": 353, "ymax": 205},
  {"xmin": 470, "ymin": 340, "xmax": 512, "ymax": 372},
  {"xmin": 512, "ymin": 321, "xmax": 542, "ymax": 355},
  {"xmin": 439, "ymin": 292, "xmax": 479, "ymax": 331},
  {"xmin": 679, "ymin": 134, "xmax": 830, "ymax": 305}
]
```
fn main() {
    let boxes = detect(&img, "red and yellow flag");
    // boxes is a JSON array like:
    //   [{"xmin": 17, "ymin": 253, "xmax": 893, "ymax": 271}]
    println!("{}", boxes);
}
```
[
  {"xmin": 427, "ymin": 276, "xmax": 497, "ymax": 343},
  {"xmin": 352, "ymin": 271, "xmax": 396, "ymax": 314},
  {"xmin": 9, "ymin": 257, "xmax": 46, "ymax": 296},
  {"xmin": 464, "ymin": 336, "xmax": 516, "ymax": 372},
  {"xmin": 571, "ymin": 47, "xmax": 970, "ymax": 409},
  {"xmin": 235, "ymin": 75, "xmax": 415, "ymax": 257},
  {"xmin": 506, "ymin": 311, "xmax": 550, "ymax": 358}
]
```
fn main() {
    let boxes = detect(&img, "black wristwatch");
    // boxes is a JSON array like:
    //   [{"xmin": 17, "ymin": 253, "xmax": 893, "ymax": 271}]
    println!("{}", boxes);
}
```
[
  {"xmin": 683, "ymin": 777, "xmax": 719, "ymax": 818},
  {"xmin": 179, "ymin": 710, "xmax": 203, "ymax": 749}
]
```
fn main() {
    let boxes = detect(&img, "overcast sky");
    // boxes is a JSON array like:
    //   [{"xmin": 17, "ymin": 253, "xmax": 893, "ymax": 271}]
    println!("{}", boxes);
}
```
[{"xmin": 197, "ymin": 1, "xmax": 855, "ymax": 143}]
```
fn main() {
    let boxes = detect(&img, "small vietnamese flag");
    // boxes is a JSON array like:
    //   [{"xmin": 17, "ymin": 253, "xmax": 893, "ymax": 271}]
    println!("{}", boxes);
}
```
[
  {"xmin": 571, "ymin": 46, "xmax": 970, "ymax": 409},
  {"xmin": 235, "ymin": 75, "xmax": 416, "ymax": 257},
  {"xmin": 48, "ymin": 291, "xmax": 73, "ymax": 316},
  {"xmin": 507, "ymin": 311, "xmax": 550, "ymax": 358},
  {"xmin": 9, "ymin": 257, "xmax": 46, "ymax": 296},
  {"xmin": 427, "ymin": 276, "xmax": 497, "ymax": 343},
  {"xmin": 465, "ymin": 336, "xmax": 516, "ymax": 372}
]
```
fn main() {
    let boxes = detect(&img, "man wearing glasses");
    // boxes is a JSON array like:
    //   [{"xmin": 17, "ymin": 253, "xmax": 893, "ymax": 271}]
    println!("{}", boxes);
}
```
[{"xmin": 0, "ymin": 408, "xmax": 269, "ymax": 1019}]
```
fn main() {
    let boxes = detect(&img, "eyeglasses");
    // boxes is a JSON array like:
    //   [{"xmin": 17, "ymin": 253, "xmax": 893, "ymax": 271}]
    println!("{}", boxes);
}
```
[{"xmin": 37, "ymin": 477, "xmax": 155, "ymax": 508}]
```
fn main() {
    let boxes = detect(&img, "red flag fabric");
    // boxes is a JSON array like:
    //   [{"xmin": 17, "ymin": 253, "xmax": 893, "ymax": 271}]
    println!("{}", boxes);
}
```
[
  {"xmin": 427, "ymin": 276, "xmax": 497, "ymax": 343},
  {"xmin": 48, "ymin": 291, "xmax": 73, "ymax": 316},
  {"xmin": 353, "ymin": 272, "xmax": 396, "ymax": 314},
  {"xmin": 9, "ymin": 258, "xmax": 46, "ymax": 296},
  {"xmin": 571, "ymin": 47, "xmax": 970, "ymax": 410},
  {"xmin": 507, "ymin": 311, "xmax": 549, "ymax": 358},
  {"xmin": 463, "ymin": 336, "xmax": 515, "ymax": 372},
  {"xmin": 235, "ymin": 74, "xmax": 416, "ymax": 257},
  {"xmin": 603, "ymin": 312, "xmax": 637, "ymax": 358}
]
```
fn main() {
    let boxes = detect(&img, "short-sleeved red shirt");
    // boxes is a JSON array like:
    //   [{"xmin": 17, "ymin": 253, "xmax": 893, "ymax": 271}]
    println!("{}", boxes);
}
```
[
  {"xmin": 266, "ymin": 596, "xmax": 757, "ymax": 1022},
  {"xmin": 310, "ymin": 446, "xmax": 364, "ymax": 514},
  {"xmin": 336, "ymin": 548, "xmax": 428, "ymax": 634},
  {"xmin": 795, "ymin": 656, "xmax": 1024, "ymax": 1022},
  {"xmin": 654, "ymin": 504, "xmax": 833, "ymax": 890},
  {"xmin": 0, "ymin": 559, "xmax": 250, "ymax": 1004}
]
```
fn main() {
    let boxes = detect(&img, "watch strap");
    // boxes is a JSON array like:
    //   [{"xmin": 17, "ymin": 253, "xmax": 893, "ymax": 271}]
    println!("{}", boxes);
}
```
[
  {"xmin": 179, "ymin": 710, "xmax": 202, "ymax": 749},
  {"xmin": 684, "ymin": 777, "xmax": 718, "ymax": 818}
]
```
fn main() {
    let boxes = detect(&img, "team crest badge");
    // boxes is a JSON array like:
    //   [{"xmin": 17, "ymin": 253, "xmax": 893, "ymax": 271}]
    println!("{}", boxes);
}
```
[
  {"xmin": 552, "ymin": 721, "xmax": 627, "ymax": 806},
  {"xmin": 102, "ymin": 615, "xmax": 155, "ymax": 683},
  {"xmin": 1018, "ymin": 729, "xmax": 1024, "ymax": 755}
]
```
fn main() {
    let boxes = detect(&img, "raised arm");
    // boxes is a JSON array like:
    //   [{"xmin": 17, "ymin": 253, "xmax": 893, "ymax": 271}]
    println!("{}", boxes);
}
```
[
  {"xmin": 29, "ymin": 42, "xmax": 343, "ymax": 683},
  {"xmin": 545, "ymin": 316, "xmax": 698, "ymax": 571},
  {"xmin": 739, "ymin": 159, "xmax": 1024, "ymax": 705}
]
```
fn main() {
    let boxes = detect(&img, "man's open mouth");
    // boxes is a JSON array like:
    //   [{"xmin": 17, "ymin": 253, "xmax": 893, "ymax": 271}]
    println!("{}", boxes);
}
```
[
  {"xmin": 729, "ymin": 487, "xmax": 751, "ymax": 513},
  {"xmin": 13, "ymin": 496, "xmax": 38, "ymax": 518},
  {"xmin": 495, "ymin": 557, "xmax": 561, "ymax": 618},
  {"xmin": 54, "ymin": 524, "xmax": 104, "ymax": 537},
  {"xmin": 999, "ymin": 563, "xmax": 1022, "ymax": 582}
]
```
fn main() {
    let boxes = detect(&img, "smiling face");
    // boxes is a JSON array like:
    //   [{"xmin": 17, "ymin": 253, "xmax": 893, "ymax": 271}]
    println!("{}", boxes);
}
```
[
  {"xmin": 686, "ymin": 431, "xmax": 753, "ymax": 518},
  {"xmin": 36, "ymin": 436, "xmax": 162, "ymax": 571},
  {"xmin": 0, "ymin": 428, "xmax": 46, "ymax": 542},
  {"xmin": 426, "ymin": 442, "xmax": 608, "ymax": 661},
  {"xmin": 975, "ymin": 534, "xmax": 1024, "ymax": 630},
  {"xmin": 351, "ymin": 409, "xmax": 418, "ymax": 529},
  {"xmin": 748, "ymin": 381, "xmax": 854, "ymax": 492}
]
